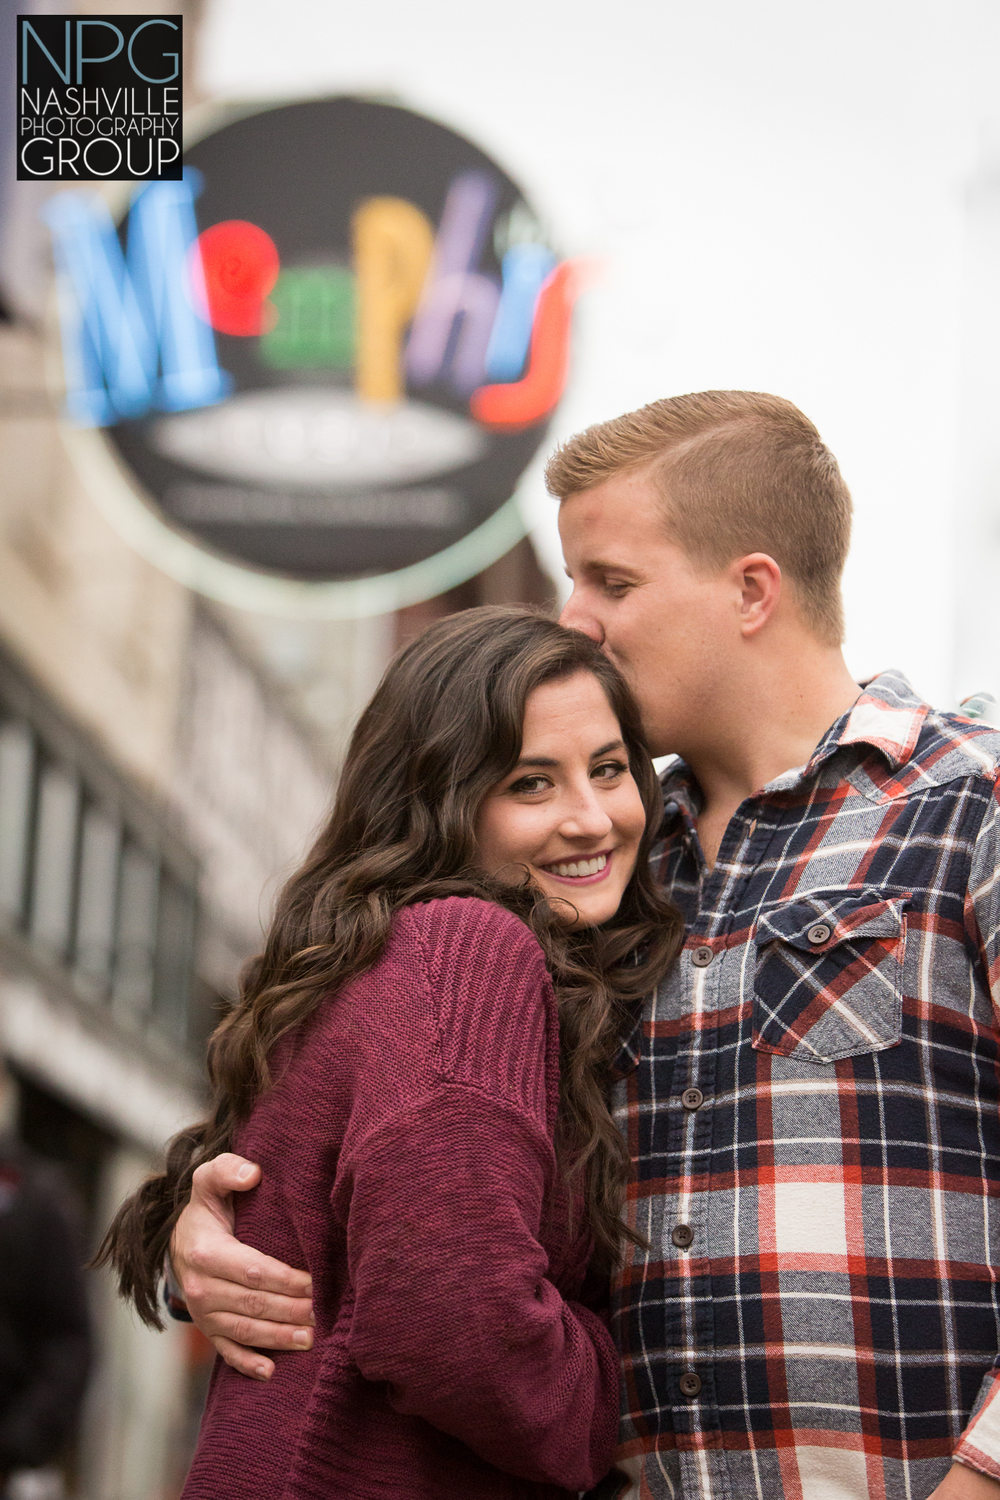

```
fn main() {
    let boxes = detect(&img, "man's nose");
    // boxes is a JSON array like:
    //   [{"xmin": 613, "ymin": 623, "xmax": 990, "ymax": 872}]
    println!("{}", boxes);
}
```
[{"xmin": 558, "ymin": 589, "xmax": 603, "ymax": 643}]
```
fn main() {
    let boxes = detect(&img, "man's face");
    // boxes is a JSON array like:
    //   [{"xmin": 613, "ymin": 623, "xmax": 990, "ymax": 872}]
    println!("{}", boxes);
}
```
[{"xmin": 558, "ymin": 470, "xmax": 734, "ymax": 759}]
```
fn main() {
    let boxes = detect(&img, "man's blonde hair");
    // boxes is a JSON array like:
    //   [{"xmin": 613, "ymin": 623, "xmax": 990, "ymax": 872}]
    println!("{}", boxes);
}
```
[{"xmin": 544, "ymin": 390, "xmax": 852, "ymax": 646}]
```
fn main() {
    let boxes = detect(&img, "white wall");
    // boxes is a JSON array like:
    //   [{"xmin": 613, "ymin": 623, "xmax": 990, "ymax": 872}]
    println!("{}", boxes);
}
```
[{"xmin": 196, "ymin": 0, "xmax": 1000, "ymax": 708}]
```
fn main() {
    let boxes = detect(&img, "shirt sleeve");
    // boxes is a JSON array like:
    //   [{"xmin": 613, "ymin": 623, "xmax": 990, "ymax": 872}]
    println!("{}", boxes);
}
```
[
  {"xmin": 968, "ymin": 771, "xmax": 1000, "ymax": 1016},
  {"xmin": 958, "ymin": 773, "xmax": 1000, "ymax": 1471},
  {"xmin": 338, "ymin": 1082, "xmax": 620, "ymax": 1492}
]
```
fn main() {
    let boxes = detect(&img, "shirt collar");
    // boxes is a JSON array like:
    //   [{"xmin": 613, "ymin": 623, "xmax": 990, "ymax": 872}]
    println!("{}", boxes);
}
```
[{"xmin": 804, "ymin": 669, "xmax": 929, "ymax": 776}]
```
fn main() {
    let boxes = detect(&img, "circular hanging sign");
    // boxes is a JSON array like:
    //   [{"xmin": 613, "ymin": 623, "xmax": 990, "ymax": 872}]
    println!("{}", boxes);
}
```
[{"xmin": 45, "ymin": 97, "xmax": 583, "ymax": 612}]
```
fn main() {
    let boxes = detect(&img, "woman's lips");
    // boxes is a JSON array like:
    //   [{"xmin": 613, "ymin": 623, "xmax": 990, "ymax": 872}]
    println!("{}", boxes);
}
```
[{"xmin": 538, "ymin": 850, "xmax": 614, "ymax": 886}]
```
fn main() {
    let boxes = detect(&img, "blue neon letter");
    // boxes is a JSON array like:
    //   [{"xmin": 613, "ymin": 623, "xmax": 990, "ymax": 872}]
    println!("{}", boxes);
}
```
[
  {"xmin": 485, "ymin": 243, "xmax": 556, "ymax": 383},
  {"xmin": 44, "ymin": 172, "xmax": 230, "ymax": 427}
]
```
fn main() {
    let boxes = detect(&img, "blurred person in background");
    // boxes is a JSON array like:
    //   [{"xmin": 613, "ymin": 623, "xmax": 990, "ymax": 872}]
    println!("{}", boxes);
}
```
[
  {"xmin": 0, "ymin": 1065, "xmax": 91, "ymax": 1500},
  {"xmin": 97, "ymin": 609, "xmax": 684, "ymax": 1500},
  {"xmin": 166, "ymin": 392, "xmax": 1000, "ymax": 1500}
]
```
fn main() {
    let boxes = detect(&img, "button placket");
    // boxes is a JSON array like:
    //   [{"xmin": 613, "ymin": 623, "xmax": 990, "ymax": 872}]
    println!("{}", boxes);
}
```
[
  {"xmin": 668, "ymin": 804, "xmax": 770, "ymax": 1473},
  {"xmin": 664, "ymin": 939, "xmax": 718, "ymax": 1449}
]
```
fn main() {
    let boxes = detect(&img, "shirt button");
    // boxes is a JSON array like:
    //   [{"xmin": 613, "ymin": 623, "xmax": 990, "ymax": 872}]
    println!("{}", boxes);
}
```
[
  {"xmin": 671, "ymin": 1223, "xmax": 694, "ymax": 1249},
  {"xmin": 681, "ymin": 1087, "xmax": 704, "ymax": 1111},
  {"xmin": 807, "ymin": 922, "xmax": 832, "ymax": 945},
  {"xmin": 691, "ymin": 945, "xmax": 714, "ymax": 967},
  {"xmin": 679, "ymin": 1371, "xmax": 702, "ymax": 1398}
]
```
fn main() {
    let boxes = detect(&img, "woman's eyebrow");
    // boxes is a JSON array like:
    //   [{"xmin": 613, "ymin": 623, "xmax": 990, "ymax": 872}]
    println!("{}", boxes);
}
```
[{"xmin": 512, "ymin": 739, "xmax": 625, "ymax": 770}]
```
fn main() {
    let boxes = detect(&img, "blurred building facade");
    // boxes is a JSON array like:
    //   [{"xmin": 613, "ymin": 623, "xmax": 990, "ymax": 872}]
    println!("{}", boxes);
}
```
[
  {"xmin": 0, "ymin": 2, "xmax": 554, "ymax": 1496},
  {"xmin": 0, "ymin": 303, "xmax": 340, "ymax": 1496}
]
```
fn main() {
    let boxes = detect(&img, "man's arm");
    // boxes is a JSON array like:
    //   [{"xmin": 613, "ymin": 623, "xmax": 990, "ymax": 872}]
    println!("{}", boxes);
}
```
[{"xmin": 169, "ymin": 1153, "xmax": 314, "ymax": 1380}]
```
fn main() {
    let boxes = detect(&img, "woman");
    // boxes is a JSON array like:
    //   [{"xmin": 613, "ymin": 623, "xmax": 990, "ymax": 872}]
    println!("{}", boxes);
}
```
[{"xmin": 99, "ymin": 607, "xmax": 682, "ymax": 1500}]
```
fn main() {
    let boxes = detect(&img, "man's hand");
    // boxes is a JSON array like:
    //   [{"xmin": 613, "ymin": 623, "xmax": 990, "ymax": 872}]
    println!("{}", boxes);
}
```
[
  {"xmin": 169, "ymin": 1153, "xmax": 314, "ymax": 1380},
  {"xmin": 928, "ymin": 1463, "xmax": 1000, "ymax": 1498}
]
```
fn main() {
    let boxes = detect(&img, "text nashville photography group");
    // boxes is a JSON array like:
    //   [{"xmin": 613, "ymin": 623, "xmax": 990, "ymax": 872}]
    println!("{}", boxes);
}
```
[{"xmin": 17, "ymin": 13, "xmax": 183, "ymax": 181}]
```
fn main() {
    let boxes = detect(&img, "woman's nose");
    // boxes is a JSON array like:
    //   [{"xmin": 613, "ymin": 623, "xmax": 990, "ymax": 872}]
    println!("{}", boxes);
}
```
[{"xmin": 559, "ymin": 788, "xmax": 614, "ymax": 840}]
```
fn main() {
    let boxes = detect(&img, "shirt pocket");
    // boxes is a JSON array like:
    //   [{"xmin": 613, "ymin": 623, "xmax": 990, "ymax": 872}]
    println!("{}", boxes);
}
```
[{"xmin": 752, "ymin": 888, "xmax": 908, "ymax": 1064}]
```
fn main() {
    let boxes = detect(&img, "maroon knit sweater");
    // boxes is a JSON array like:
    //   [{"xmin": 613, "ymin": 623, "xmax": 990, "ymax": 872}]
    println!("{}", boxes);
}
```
[{"xmin": 181, "ymin": 896, "xmax": 620, "ymax": 1500}]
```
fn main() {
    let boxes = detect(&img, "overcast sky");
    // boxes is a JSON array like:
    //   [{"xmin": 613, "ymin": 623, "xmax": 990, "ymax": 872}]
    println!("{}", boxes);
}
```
[{"xmin": 198, "ymin": 0, "xmax": 1000, "ymax": 707}]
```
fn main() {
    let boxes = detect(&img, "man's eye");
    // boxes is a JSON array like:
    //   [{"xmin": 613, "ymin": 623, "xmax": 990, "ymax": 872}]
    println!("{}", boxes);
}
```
[{"xmin": 604, "ymin": 581, "xmax": 632, "ymax": 598}]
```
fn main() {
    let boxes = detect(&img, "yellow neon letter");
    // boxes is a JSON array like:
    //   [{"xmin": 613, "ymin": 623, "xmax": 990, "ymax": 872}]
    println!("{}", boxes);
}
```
[{"xmin": 352, "ymin": 197, "xmax": 433, "ymax": 404}]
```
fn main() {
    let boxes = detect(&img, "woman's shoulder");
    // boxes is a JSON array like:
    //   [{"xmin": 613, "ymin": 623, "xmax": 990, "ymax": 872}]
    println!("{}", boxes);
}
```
[
  {"xmin": 394, "ymin": 897, "xmax": 556, "ymax": 1116},
  {"xmin": 397, "ymin": 895, "xmax": 546, "ymax": 968}
]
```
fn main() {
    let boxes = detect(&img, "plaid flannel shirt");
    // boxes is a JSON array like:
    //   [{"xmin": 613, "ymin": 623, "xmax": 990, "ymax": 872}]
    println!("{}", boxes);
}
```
[{"xmin": 608, "ymin": 671, "xmax": 1000, "ymax": 1500}]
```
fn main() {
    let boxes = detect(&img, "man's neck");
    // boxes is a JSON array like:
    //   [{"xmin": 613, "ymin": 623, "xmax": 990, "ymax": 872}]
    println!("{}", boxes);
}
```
[{"xmin": 687, "ymin": 647, "xmax": 862, "ymax": 870}]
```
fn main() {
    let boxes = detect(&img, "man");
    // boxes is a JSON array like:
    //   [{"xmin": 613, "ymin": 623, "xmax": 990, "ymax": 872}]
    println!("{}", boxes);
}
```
[{"xmin": 170, "ymin": 391, "xmax": 1000, "ymax": 1498}]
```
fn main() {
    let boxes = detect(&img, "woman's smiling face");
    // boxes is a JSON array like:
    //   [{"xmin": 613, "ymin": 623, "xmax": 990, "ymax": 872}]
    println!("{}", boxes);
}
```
[{"xmin": 474, "ymin": 669, "xmax": 648, "ymax": 927}]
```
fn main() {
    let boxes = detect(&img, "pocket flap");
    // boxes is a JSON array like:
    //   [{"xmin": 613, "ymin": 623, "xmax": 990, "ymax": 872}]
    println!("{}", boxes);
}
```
[{"xmin": 755, "ymin": 889, "xmax": 909, "ymax": 953}]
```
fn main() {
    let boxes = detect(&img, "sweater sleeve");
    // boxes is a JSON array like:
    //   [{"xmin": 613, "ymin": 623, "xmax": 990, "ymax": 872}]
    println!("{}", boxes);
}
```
[
  {"xmin": 333, "ymin": 898, "xmax": 620, "ymax": 1491},
  {"xmin": 341, "ymin": 1087, "xmax": 619, "ymax": 1491}
]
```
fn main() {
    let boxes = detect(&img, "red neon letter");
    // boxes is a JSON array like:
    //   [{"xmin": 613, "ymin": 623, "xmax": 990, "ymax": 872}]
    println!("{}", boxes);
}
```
[
  {"xmin": 193, "ymin": 220, "xmax": 280, "ymax": 337},
  {"xmin": 469, "ymin": 259, "xmax": 585, "ymax": 431}
]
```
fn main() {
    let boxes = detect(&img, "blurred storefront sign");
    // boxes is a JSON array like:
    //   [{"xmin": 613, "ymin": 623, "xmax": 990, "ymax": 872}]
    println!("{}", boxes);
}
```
[{"xmin": 45, "ymin": 97, "xmax": 582, "ymax": 616}]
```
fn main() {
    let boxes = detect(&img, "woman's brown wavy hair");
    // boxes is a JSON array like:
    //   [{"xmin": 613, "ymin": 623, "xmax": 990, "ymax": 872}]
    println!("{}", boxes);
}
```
[{"xmin": 98, "ymin": 606, "xmax": 683, "ymax": 1325}]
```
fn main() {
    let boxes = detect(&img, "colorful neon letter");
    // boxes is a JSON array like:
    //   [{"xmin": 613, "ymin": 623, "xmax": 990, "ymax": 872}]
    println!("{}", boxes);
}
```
[
  {"xmin": 470, "ymin": 260, "xmax": 584, "ymax": 431},
  {"xmin": 44, "ymin": 172, "xmax": 229, "ymax": 425},
  {"xmin": 194, "ymin": 220, "xmax": 280, "ymax": 337},
  {"xmin": 406, "ymin": 171, "xmax": 501, "ymax": 396},
  {"xmin": 484, "ymin": 242, "xmax": 557, "ymax": 383},
  {"xmin": 261, "ymin": 267, "xmax": 356, "ymax": 370},
  {"xmin": 352, "ymin": 197, "xmax": 434, "ymax": 404}
]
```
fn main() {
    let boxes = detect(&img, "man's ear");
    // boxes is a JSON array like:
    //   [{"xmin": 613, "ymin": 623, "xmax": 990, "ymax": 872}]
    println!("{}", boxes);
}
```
[{"xmin": 729, "ymin": 553, "xmax": 782, "ymax": 637}]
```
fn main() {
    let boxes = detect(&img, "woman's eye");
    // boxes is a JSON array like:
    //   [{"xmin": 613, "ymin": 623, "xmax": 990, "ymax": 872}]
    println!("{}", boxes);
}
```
[
  {"xmin": 592, "ymin": 760, "xmax": 628, "ymax": 781},
  {"xmin": 508, "ymin": 775, "xmax": 551, "ymax": 795}
]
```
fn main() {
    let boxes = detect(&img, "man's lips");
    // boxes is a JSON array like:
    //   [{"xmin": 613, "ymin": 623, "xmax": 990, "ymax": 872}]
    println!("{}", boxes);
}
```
[{"xmin": 538, "ymin": 850, "xmax": 614, "ymax": 885}]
